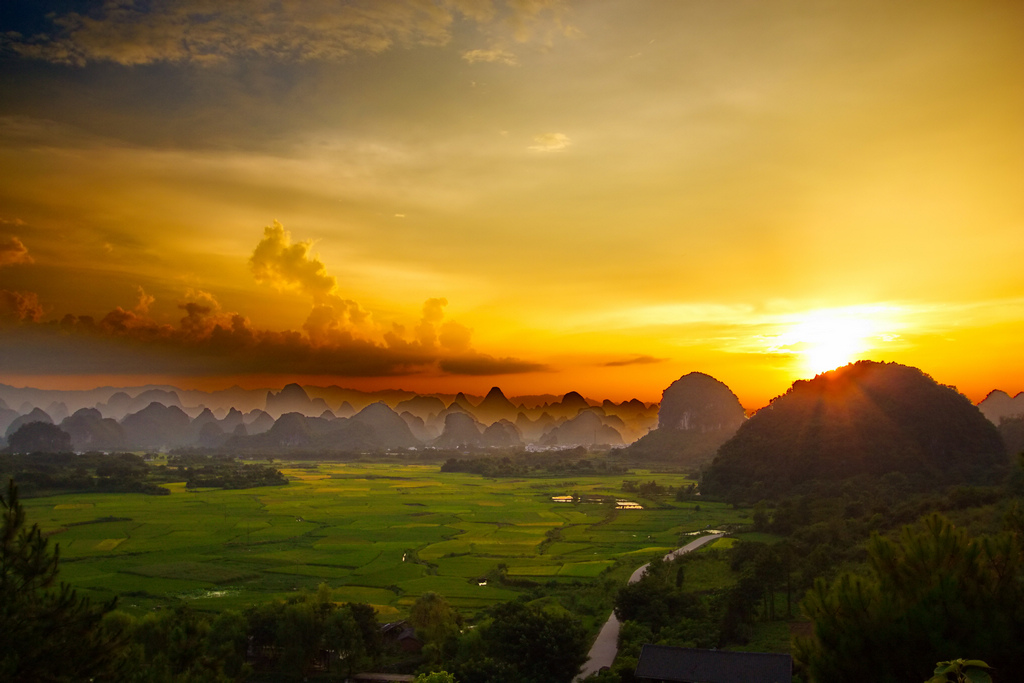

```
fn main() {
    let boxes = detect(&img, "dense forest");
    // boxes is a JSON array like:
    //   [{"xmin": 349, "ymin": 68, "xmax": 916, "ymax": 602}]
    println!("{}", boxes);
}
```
[{"xmin": 588, "ymin": 468, "xmax": 1024, "ymax": 682}]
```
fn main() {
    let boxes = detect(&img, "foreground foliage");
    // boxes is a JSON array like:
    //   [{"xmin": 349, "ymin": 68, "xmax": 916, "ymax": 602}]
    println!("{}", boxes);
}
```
[
  {"xmin": 1, "ymin": 479, "xmax": 126, "ymax": 681},
  {"xmin": 795, "ymin": 514, "xmax": 1024, "ymax": 683},
  {"xmin": 448, "ymin": 600, "xmax": 588, "ymax": 683}
]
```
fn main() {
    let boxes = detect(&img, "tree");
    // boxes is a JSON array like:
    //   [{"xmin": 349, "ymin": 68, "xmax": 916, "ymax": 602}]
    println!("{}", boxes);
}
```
[
  {"xmin": 410, "ymin": 592, "xmax": 463, "ymax": 664},
  {"xmin": 7, "ymin": 422, "xmax": 72, "ymax": 453},
  {"xmin": 325, "ymin": 605, "xmax": 372, "ymax": 678},
  {"xmin": 243, "ymin": 591, "xmax": 381, "ymax": 679},
  {"xmin": 123, "ymin": 604, "xmax": 246, "ymax": 682},
  {"xmin": 415, "ymin": 672, "xmax": 458, "ymax": 683},
  {"xmin": 451, "ymin": 600, "xmax": 588, "ymax": 683},
  {"xmin": 926, "ymin": 659, "xmax": 993, "ymax": 683},
  {"xmin": 1, "ymin": 478, "xmax": 126, "ymax": 681},
  {"xmin": 795, "ymin": 514, "xmax": 1024, "ymax": 683}
]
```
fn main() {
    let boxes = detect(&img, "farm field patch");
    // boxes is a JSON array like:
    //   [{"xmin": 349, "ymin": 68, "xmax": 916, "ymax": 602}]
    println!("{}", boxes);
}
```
[{"xmin": 24, "ymin": 463, "xmax": 741, "ymax": 617}]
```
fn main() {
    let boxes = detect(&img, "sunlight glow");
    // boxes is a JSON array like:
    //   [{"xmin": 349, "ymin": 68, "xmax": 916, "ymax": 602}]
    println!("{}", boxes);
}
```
[{"xmin": 770, "ymin": 307, "xmax": 898, "ymax": 376}]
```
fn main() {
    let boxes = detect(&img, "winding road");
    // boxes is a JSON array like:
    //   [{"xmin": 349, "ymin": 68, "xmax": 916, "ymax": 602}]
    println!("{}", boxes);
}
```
[{"xmin": 574, "ymin": 533, "xmax": 724, "ymax": 681}]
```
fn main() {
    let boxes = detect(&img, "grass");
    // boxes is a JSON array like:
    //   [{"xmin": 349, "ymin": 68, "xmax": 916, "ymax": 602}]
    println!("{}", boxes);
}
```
[{"xmin": 24, "ymin": 463, "xmax": 748, "ymax": 618}]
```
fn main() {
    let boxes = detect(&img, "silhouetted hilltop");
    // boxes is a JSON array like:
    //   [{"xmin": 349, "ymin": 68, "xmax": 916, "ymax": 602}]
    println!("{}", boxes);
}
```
[
  {"xmin": 265, "ymin": 412, "xmax": 314, "ymax": 447},
  {"xmin": 433, "ymin": 412, "xmax": 485, "ymax": 448},
  {"xmin": 226, "ymin": 412, "xmax": 379, "ymax": 451},
  {"xmin": 45, "ymin": 401, "xmax": 69, "ymax": 423},
  {"xmin": 187, "ymin": 408, "xmax": 220, "ymax": 443},
  {"xmin": 474, "ymin": 387, "xmax": 517, "ymax": 423},
  {"xmin": 196, "ymin": 421, "xmax": 227, "ymax": 448},
  {"xmin": 515, "ymin": 411, "xmax": 556, "ymax": 442},
  {"xmin": 128, "ymin": 389, "xmax": 182, "ymax": 414},
  {"xmin": 658, "ymin": 372, "xmax": 746, "ymax": 432},
  {"xmin": 349, "ymin": 402, "xmax": 420, "ymax": 449},
  {"xmin": 625, "ymin": 372, "xmax": 745, "ymax": 466},
  {"xmin": 305, "ymin": 385, "xmax": 418, "ymax": 412},
  {"xmin": 451, "ymin": 392, "xmax": 477, "ymax": 416},
  {"xmin": 396, "ymin": 395, "xmax": 446, "ymax": 421},
  {"xmin": 703, "ymin": 361, "xmax": 1008, "ymax": 501},
  {"xmin": 5, "ymin": 407, "xmax": 53, "ymax": 440},
  {"xmin": 978, "ymin": 389, "xmax": 1024, "ymax": 424},
  {"xmin": 221, "ymin": 408, "xmax": 245, "ymax": 433},
  {"xmin": 60, "ymin": 408, "xmax": 126, "ymax": 451},
  {"xmin": 482, "ymin": 420, "xmax": 522, "ymax": 447},
  {"xmin": 6, "ymin": 422, "xmax": 72, "ymax": 453},
  {"xmin": 400, "ymin": 412, "xmax": 434, "ymax": 442},
  {"xmin": 265, "ymin": 383, "xmax": 319, "ymax": 417},
  {"xmin": 244, "ymin": 410, "xmax": 275, "ymax": 434},
  {"xmin": 0, "ymin": 381, "xmax": 670, "ymax": 451},
  {"xmin": 551, "ymin": 391, "xmax": 590, "ymax": 418},
  {"xmin": 100, "ymin": 391, "xmax": 133, "ymax": 419},
  {"xmin": 120, "ymin": 402, "xmax": 191, "ymax": 450},
  {"xmin": 603, "ymin": 398, "xmax": 650, "ymax": 418},
  {"xmin": 540, "ymin": 411, "xmax": 623, "ymax": 447}
]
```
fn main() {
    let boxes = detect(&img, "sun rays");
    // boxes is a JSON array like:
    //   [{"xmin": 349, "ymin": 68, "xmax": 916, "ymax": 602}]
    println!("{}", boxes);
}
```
[{"xmin": 768, "ymin": 306, "xmax": 901, "ymax": 376}]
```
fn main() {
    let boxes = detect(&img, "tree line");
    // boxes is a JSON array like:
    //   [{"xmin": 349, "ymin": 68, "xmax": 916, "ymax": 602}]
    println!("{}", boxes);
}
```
[{"xmin": 0, "ymin": 452, "xmax": 288, "ymax": 496}]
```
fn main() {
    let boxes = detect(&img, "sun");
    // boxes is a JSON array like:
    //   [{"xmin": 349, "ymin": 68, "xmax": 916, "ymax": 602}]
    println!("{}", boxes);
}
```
[
  {"xmin": 772, "ymin": 307, "xmax": 893, "ymax": 376},
  {"xmin": 795, "ymin": 315, "xmax": 871, "ymax": 374}
]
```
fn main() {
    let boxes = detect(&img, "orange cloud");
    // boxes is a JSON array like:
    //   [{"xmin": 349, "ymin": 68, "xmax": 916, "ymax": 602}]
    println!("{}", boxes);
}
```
[
  {"xmin": 462, "ymin": 48, "xmax": 517, "ymax": 65},
  {"xmin": 0, "ymin": 236, "xmax": 33, "ymax": 267},
  {"xmin": 0, "ymin": 223, "xmax": 542, "ymax": 380},
  {"xmin": 604, "ymin": 355, "xmax": 666, "ymax": 367},
  {"xmin": 0, "ymin": 290, "xmax": 43, "ymax": 322},
  {"xmin": 439, "ymin": 353, "xmax": 546, "ymax": 375},
  {"xmin": 250, "ymin": 221, "xmax": 337, "ymax": 299}
]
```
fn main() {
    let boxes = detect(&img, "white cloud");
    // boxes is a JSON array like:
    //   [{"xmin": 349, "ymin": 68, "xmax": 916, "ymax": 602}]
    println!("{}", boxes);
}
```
[
  {"xmin": 528, "ymin": 132, "xmax": 571, "ymax": 152},
  {"xmin": 462, "ymin": 48, "xmax": 518, "ymax": 65}
]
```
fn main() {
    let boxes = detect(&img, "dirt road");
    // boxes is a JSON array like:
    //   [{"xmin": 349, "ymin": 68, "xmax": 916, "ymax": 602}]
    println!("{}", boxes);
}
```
[{"xmin": 574, "ymin": 533, "xmax": 724, "ymax": 681}]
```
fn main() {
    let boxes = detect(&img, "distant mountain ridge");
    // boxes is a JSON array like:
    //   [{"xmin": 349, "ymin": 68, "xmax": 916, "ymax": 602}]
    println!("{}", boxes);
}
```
[
  {"xmin": 0, "ymin": 382, "xmax": 658, "ymax": 453},
  {"xmin": 978, "ymin": 390, "xmax": 1024, "ymax": 424}
]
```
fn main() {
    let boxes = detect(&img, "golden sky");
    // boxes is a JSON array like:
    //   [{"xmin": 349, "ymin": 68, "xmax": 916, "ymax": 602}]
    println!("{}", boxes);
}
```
[{"xmin": 1, "ymin": 0, "xmax": 1021, "ymax": 408}]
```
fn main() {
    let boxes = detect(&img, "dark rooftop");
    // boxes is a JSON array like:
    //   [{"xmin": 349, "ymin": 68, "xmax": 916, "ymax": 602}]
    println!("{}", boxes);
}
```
[{"xmin": 634, "ymin": 644, "xmax": 792, "ymax": 683}]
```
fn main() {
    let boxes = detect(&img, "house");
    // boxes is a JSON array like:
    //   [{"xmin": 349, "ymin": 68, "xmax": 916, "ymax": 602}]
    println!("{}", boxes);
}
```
[
  {"xmin": 381, "ymin": 620, "xmax": 422, "ymax": 653},
  {"xmin": 634, "ymin": 644, "xmax": 792, "ymax": 683}
]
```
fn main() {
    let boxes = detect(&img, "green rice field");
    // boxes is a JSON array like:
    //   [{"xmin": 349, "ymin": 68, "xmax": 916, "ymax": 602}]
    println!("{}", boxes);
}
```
[{"xmin": 23, "ymin": 463, "xmax": 750, "ymax": 618}]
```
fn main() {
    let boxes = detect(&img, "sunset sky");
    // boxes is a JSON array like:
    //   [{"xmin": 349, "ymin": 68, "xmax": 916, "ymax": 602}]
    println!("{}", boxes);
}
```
[{"xmin": 1, "ymin": 0, "xmax": 1021, "ymax": 409}]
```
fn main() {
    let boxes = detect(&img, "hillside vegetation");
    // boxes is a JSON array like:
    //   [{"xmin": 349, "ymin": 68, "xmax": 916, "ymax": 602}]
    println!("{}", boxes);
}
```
[{"xmin": 703, "ymin": 361, "xmax": 1007, "ymax": 501}]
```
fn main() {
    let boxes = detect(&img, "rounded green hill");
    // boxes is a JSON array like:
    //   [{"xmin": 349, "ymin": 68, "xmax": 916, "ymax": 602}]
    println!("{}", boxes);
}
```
[{"xmin": 702, "ymin": 361, "xmax": 1007, "ymax": 500}]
